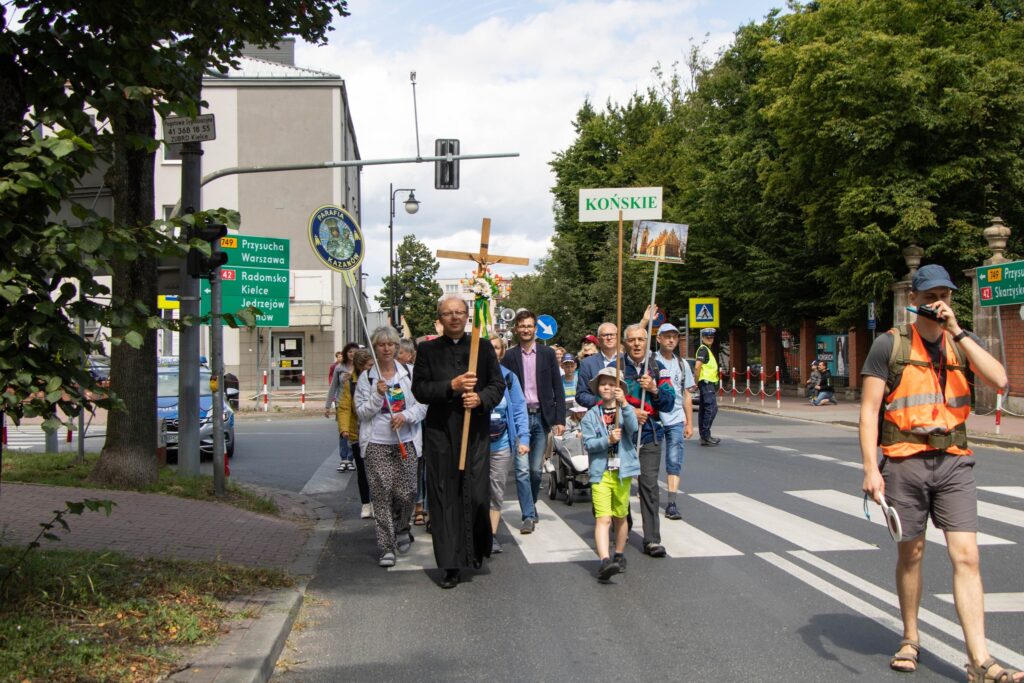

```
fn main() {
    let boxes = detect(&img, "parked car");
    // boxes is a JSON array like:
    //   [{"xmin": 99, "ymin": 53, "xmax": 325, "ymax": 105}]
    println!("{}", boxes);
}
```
[
  {"xmin": 87, "ymin": 355, "xmax": 111, "ymax": 389},
  {"xmin": 157, "ymin": 362, "xmax": 236, "ymax": 460}
]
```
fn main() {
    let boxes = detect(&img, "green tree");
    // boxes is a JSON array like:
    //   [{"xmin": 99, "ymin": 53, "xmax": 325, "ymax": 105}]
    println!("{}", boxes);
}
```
[
  {"xmin": 377, "ymin": 235, "xmax": 443, "ymax": 338},
  {"xmin": 3, "ymin": 0, "xmax": 349, "ymax": 486},
  {"xmin": 756, "ymin": 0, "xmax": 1024, "ymax": 327}
]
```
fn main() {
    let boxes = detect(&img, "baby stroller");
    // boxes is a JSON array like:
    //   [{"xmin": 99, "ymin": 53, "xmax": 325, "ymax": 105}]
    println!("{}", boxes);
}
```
[{"xmin": 547, "ymin": 406, "xmax": 590, "ymax": 505}]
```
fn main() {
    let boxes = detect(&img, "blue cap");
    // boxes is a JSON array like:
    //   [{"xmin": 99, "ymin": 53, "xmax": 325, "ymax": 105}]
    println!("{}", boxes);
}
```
[
  {"xmin": 912, "ymin": 264, "xmax": 957, "ymax": 292},
  {"xmin": 657, "ymin": 323, "xmax": 679, "ymax": 335},
  {"xmin": 700, "ymin": 327, "xmax": 716, "ymax": 337},
  {"xmin": 561, "ymin": 353, "xmax": 577, "ymax": 365}
]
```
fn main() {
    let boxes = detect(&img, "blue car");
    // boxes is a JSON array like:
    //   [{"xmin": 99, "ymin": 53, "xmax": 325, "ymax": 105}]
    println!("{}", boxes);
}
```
[{"xmin": 158, "ymin": 364, "xmax": 235, "ymax": 459}]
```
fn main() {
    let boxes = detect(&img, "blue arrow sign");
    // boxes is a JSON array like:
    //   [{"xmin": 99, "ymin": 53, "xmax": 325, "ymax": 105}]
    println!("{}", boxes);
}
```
[{"xmin": 536, "ymin": 314, "xmax": 558, "ymax": 340}]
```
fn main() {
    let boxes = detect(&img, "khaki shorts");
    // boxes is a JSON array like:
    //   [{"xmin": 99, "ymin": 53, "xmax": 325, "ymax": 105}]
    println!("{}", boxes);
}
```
[{"xmin": 882, "ymin": 452, "xmax": 978, "ymax": 540}]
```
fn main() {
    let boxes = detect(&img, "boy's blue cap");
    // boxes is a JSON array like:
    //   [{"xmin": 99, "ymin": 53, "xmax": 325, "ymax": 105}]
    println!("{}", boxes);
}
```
[
  {"xmin": 561, "ymin": 353, "xmax": 577, "ymax": 365},
  {"xmin": 912, "ymin": 264, "xmax": 957, "ymax": 292}
]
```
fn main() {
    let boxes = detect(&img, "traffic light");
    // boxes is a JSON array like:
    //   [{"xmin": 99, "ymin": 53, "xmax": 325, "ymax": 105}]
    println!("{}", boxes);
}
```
[
  {"xmin": 434, "ymin": 138, "xmax": 460, "ymax": 190},
  {"xmin": 187, "ymin": 218, "xmax": 228, "ymax": 279}
]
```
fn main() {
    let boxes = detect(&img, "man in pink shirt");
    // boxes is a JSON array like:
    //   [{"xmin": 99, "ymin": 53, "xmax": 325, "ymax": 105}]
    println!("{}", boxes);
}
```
[{"xmin": 501, "ymin": 310, "xmax": 566, "ymax": 533}]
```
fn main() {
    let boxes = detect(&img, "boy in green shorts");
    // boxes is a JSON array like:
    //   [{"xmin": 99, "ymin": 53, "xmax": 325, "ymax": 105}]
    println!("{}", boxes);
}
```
[{"xmin": 581, "ymin": 367, "xmax": 640, "ymax": 582}]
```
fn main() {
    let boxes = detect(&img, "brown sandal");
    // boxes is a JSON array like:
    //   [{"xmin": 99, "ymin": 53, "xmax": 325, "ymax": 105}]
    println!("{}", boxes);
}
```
[
  {"xmin": 890, "ymin": 639, "xmax": 920, "ymax": 673},
  {"xmin": 967, "ymin": 658, "xmax": 1024, "ymax": 683}
]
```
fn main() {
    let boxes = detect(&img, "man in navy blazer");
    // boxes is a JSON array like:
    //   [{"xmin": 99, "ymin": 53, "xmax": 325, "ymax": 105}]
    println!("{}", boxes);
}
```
[{"xmin": 501, "ymin": 310, "xmax": 566, "ymax": 533}]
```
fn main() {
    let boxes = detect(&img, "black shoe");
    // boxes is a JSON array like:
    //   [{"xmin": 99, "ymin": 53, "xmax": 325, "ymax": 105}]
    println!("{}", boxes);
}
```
[
  {"xmin": 700, "ymin": 438, "xmax": 718, "ymax": 447},
  {"xmin": 491, "ymin": 538, "xmax": 503, "ymax": 554},
  {"xmin": 709, "ymin": 436, "xmax": 721, "ymax": 444},
  {"xmin": 521, "ymin": 518, "xmax": 536, "ymax": 534},
  {"xmin": 440, "ymin": 569, "xmax": 460, "ymax": 589},
  {"xmin": 644, "ymin": 542, "xmax": 667, "ymax": 558},
  {"xmin": 613, "ymin": 552, "xmax": 627, "ymax": 573},
  {"xmin": 597, "ymin": 557, "xmax": 621, "ymax": 582},
  {"xmin": 665, "ymin": 502, "xmax": 682, "ymax": 520}
]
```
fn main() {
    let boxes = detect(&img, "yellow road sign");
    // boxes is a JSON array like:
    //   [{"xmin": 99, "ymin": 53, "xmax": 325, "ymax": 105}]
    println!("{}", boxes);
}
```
[
  {"xmin": 158, "ymin": 295, "xmax": 180, "ymax": 310},
  {"xmin": 689, "ymin": 297, "xmax": 720, "ymax": 328}
]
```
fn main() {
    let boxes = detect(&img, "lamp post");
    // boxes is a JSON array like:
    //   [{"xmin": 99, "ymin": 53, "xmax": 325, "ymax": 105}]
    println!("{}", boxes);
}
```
[{"xmin": 389, "ymin": 183, "xmax": 420, "ymax": 327}]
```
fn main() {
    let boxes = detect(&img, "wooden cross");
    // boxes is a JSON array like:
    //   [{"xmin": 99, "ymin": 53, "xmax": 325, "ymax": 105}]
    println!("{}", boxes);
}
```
[{"xmin": 437, "ymin": 218, "xmax": 530, "ymax": 470}]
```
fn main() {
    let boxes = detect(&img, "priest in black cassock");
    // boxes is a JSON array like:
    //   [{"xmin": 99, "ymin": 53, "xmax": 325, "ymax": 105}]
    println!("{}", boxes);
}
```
[{"xmin": 412, "ymin": 294, "xmax": 505, "ymax": 589}]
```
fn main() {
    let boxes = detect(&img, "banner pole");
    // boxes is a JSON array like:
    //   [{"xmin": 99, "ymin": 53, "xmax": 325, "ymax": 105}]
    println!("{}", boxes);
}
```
[
  {"xmin": 636, "ymin": 259, "xmax": 659, "ymax": 448},
  {"xmin": 345, "ymin": 273, "xmax": 409, "ymax": 457},
  {"xmin": 615, "ymin": 210, "xmax": 623, "ymax": 429}
]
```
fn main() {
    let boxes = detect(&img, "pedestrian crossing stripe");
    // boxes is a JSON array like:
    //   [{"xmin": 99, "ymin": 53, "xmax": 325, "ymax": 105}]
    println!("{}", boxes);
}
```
[{"xmin": 387, "ymin": 487, "xmax": 1023, "ymax": 573}]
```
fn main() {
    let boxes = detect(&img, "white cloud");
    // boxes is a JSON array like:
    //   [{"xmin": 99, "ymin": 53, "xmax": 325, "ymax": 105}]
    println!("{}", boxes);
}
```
[{"xmin": 295, "ymin": 0, "xmax": 749, "ymax": 295}]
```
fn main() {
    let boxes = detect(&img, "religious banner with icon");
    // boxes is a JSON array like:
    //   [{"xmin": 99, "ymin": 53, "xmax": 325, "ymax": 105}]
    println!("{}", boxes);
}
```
[{"xmin": 308, "ymin": 204, "xmax": 364, "ymax": 280}]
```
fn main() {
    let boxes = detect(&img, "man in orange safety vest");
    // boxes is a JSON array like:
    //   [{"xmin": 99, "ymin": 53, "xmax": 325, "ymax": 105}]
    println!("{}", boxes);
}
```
[{"xmin": 859, "ymin": 264, "xmax": 1018, "ymax": 681}]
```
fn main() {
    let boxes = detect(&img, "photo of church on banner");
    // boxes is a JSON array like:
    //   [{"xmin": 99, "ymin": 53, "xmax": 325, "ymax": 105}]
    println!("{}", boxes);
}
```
[{"xmin": 629, "ymin": 221, "xmax": 689, "ymax": 263}]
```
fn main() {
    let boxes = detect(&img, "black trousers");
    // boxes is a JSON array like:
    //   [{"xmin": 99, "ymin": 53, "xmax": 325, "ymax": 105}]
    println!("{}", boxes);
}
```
[{"xmin": 698, "ymin": 381, "xmax": 718, "ymax": 440}]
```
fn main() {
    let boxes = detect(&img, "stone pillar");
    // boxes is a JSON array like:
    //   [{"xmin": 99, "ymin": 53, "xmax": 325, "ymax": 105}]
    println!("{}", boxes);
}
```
[
  {"xmin": 967, "ymin": 217, "xmax": 1011, "ymax": 412},
  {"xmin": 728, "ymin": 327, "xmax": 747, "ymax": 379},
  {"xmin": 892, "ymin": 243, "xmax": 924, "ymax": 328},
  {"xmin": 846, "ymin": 326, "xmax": 870, "ymax": 400},
  {"xmin": 798, "ymin": 318, "xmax": 816, "ymax": 397},
  {"xmin": 759, "ymin": 323, "xmax": 778, "ymax": 383}
]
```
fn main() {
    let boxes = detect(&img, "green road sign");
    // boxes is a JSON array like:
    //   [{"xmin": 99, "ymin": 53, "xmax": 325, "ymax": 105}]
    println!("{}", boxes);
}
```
[
  {"xmin": 202, "ymin": 268, "xmax": 289, "ymax": 299},
  {"xmin": 977, "ymin": 259, "xmax": 1024, "ymax": 307},
  {"xmin": 201, "ymin": 293, "xmax": 289, "ymax": 327},
  {"xmin": 219, "ymin": 235, "xmax": 289, "ymax": 270},
  {"xmin": 200, "ymin": 234, "xmax": 290, "ymax": 326}
]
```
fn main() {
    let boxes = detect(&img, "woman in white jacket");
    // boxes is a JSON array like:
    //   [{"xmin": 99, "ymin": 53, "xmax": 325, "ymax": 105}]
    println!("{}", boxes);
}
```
[{"xmin": 355, "ymin": 326, "xmax": 427, "ymax": 568}]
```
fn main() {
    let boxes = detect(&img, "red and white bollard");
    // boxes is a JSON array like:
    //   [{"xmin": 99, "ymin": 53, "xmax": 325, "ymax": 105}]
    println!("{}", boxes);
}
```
[
  {"xmin": 759, "ymin": 367, "xmax": 767, "ymax": 405},
  {"xmin": 995, "ymin": 390, "xmax": 1003, "ymax": 435},
  {"xmin": 775, "ymin": 365, "xmax": 781, "ymax": 409},
  {"xmin": 718, "ymin": 368, "xmax": 725, "ymax": 397},
  {"xmin": 730, "ymin": 367, "xmax": 738, "ymax": 404},
  {"xmin": 262, "ymin": 370, "xmax": 269, "ymax": 412},
  {"xmin": 744, "ymin": 366, "xmax": 752, "ymax": 402},
  {"xmin": 300, "ymin": 370, "xmax": 306, "ymax": 410}
]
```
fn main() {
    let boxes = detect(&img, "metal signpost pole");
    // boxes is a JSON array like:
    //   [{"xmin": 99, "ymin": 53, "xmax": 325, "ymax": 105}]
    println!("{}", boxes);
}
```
[
  {"xmin": 211, "ymin": 243, "xmax": 226, "ymax": 497},
  {"xmin": 177, "ymin": 139, "xmax": 202, "ymax": 477}
]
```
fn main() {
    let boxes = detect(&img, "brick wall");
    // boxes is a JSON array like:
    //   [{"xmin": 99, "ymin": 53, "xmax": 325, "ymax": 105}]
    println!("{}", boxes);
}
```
[{"xmin": 1000, "ymin": 306, "xmax": 1024, "ymax": 397}]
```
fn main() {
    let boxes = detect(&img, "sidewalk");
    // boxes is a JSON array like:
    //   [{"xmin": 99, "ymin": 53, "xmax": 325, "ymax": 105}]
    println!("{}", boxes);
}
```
[
  {"xmin": 717, "ymin": 389, "xmax": 1024, "ymax": 449},
  {"xmin": 0, "ymin": 481, "xmax": 337, "ymax": 683}
]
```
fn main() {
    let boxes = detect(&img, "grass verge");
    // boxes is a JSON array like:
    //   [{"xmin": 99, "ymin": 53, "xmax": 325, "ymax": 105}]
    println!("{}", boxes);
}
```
[
  {"xmin": 0, "ymin": 546, "xmax": 292, "ymax": 683},
  {"xmin": 1, "ymin": 452, "xmax": 278, "ymax": 515}
]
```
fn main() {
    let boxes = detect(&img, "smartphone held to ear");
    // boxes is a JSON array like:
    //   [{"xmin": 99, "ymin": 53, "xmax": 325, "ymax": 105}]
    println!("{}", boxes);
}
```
[{"xmin": 906, "ymin": 305, "xmax": 941, "ymax": 321}]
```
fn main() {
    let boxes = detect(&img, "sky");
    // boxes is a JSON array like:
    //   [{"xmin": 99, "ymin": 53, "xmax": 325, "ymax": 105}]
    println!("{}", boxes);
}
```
[{"xmin": 295, "ymin": 1, "xmax": 785, "ymax": 309}]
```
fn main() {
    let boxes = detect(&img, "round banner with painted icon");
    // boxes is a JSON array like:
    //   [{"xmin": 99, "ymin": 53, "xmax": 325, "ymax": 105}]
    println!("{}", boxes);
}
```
[{"xmin": 308, "ymin": 205, "xmax": 364, "ymax": 273}]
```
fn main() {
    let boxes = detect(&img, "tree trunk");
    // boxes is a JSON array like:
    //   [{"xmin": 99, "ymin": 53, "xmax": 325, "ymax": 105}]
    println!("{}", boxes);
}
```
[{"xmin": 89, "ymin": 101, "xmax": 159, "ymax": 487}]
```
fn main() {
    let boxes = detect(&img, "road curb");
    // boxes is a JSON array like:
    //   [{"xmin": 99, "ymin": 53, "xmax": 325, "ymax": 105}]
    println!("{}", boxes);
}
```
[
  {"xmin": 167, "ymin": 514, "xmax": 338, "ymax": 683},
  {"xmin": 720, "ymin": 403, "xmax": 1024, "ymax": 451}
]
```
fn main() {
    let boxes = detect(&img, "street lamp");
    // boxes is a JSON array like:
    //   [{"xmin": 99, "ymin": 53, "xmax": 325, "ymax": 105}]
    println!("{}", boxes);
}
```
[{"xmin": 389, "ymin": 183, "xmax": 419, "ymax": 327}]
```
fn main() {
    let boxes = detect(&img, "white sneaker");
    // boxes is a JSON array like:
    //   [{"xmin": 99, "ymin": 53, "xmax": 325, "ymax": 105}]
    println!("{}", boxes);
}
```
[
  {"xmin": 336, "ymin": 464, "xmax": 346, "ymax": 472},
  {"xmin": 361, "ymin": 503, "xmax": 373, "ymax": 519}
]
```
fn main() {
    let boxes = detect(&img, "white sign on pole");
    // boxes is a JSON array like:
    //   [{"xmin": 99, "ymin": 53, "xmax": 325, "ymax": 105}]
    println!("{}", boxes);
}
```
[
  {"xmin": 163, "ymin": 114, "xmax": 217, "ymax": 144},
  {"xmin": 578, "ymin": 187, "xmax": 663, "ymax": 222}
]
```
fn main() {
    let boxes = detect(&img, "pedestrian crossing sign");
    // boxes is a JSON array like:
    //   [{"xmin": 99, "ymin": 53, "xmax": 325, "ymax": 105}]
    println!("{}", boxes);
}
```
[{"xmin": 689, "ymin": 297, "xmax": 720, "ymax": 328}]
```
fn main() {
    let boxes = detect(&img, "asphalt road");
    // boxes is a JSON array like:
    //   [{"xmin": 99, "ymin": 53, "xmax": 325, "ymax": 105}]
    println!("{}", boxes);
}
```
[{"xmin": 228, "ymin": 412, "xmax": 1024, "ymax": 682}]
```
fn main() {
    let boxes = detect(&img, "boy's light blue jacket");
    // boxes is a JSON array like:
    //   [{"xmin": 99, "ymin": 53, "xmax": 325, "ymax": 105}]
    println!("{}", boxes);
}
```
[{"xmin": 581, "ymin": 401, "xmax": 640, "ymax": 481}]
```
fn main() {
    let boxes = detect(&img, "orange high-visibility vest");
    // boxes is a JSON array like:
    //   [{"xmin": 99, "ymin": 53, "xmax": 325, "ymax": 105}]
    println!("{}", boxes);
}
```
[{"xmin": 880, "ymin": 325, "xmax": 971, "ymax": 458}]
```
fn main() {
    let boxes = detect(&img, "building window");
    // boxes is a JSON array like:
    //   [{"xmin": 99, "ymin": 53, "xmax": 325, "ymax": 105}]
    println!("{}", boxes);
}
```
[
  {"xmin": 163, "ymin": 142, "xmax": 183, "ymax": 163},
  {"xmin": 446, "ymin": 284, "xmax": 458, "ymax": 293}
]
